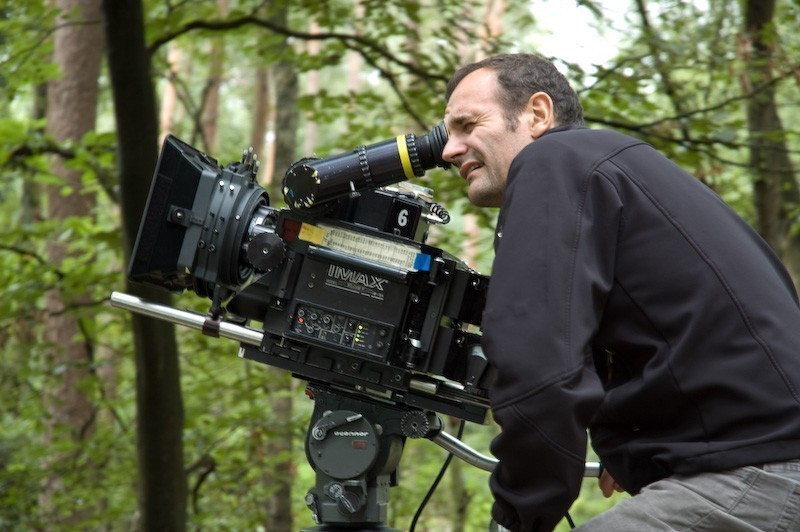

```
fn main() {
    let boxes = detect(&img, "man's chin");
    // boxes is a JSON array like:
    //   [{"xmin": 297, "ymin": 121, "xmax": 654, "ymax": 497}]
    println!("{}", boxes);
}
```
[{"xmin": 468, "ymin": 191, "xmax": 502, "ymax": 208}]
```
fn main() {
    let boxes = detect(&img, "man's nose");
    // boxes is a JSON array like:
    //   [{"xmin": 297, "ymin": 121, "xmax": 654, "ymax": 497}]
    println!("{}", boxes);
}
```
[{"xmin": 442, "ymin": 136, "xmax": 465, "ymax": 164}]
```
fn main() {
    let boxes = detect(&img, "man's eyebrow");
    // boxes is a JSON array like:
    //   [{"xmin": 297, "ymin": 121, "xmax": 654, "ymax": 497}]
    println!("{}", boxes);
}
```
[{"xmin": 445, "ymin": 113, "xmax": 475, "ymax": 127}]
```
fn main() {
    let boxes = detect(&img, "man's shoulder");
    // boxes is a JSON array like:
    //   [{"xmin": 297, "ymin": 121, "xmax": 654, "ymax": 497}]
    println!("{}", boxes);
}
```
[
  {"xmin": 541, "ymin": 126, "xmax": 641, "ymax": 146},
  {"xmin": 521, "ymin": 126, "xmax": 647, "ymax": 164}
]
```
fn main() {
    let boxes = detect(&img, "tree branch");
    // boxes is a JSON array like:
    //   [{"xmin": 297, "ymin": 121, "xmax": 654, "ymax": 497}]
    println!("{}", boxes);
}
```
[
  {"xmin": 7, "ymin": 139, "xmax": 119, "ymax": 203},
  {"xmin": 0, "ymin": 243, "xmax": 57, "ymax": 272},
  {"xmin": 634, "ymin": 0, "xmax": 692, "ymax": 142},
  {"xmin": 146, "ymin": 14, "xmax": 448, "ymax": 83},
  {"xmin": 586, "ymin": 65, "xmax": 799, "ymax": 156}
]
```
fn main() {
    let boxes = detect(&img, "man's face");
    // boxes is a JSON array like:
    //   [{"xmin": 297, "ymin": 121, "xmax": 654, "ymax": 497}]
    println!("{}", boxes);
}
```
[{"xmin": 442, "ymin": 68, "xmax": 534, "ymax": 208}]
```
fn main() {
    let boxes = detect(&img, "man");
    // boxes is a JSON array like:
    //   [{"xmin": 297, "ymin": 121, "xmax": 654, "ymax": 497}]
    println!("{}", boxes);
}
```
[{"xmin": 442, "ymin": 53, "xmax": 800, "ymax": 531}]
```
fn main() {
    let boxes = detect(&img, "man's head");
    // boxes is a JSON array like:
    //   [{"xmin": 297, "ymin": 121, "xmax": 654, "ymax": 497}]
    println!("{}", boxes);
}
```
[{"xmin": 442, "ymin": 53, "xmax": 583, "ymax": 207}]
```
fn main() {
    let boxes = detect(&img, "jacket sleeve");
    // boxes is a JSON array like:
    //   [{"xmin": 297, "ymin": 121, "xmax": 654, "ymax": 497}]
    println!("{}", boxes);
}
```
[{"xmin": 483, "ymin": 143, "xmax": 619, "ymax": 531}]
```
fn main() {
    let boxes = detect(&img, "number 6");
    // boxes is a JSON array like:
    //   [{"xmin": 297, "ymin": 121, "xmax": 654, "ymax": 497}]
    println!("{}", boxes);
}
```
[{"xmin": 397, "ymin": 209, "xmax": 408, "ymax": 227}]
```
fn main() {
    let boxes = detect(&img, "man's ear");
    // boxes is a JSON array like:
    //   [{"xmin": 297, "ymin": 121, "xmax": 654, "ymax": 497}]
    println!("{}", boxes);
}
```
[{"xmin": 527, "ymin": 92, "xmax": 555, "ymax": 139}]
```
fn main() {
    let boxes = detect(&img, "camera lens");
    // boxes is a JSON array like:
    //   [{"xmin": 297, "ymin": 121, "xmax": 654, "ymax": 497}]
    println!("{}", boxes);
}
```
[{"xmin": 282, "ymin": 122, "xmax": 450, "ymax": 211}]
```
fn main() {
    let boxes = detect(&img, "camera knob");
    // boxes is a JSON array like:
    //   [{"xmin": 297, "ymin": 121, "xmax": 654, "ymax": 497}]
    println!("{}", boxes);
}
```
[
  {"xmin": 326, "ymin": 482, "xmax": 363, "ymax": 514},
  {"xmin": 246, "ymin": 232, "xmax": 285, "ymax": 272},
  {"xmin": 400, "ymin": 410, "xmax": 434, "ymax": 438}
]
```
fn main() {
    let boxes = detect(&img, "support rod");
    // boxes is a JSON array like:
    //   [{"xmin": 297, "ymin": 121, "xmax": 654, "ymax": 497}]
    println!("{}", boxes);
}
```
[
  {"xmin": 431, "ymin": 430, "xmax": 601, "ymax": 478},
  {"xmin": 110, "ymin": 291, "xmax": 264, "ymax": 346}
]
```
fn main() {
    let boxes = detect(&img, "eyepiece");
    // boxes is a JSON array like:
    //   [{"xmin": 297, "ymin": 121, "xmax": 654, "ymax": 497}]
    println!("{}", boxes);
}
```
[
  {"xmin": 414, "ymin": 120, "xmax": 449, "ymax": 171},
  {"xmin": 283, "ymin": 122, "xmax": 450, "ymax": 211}
]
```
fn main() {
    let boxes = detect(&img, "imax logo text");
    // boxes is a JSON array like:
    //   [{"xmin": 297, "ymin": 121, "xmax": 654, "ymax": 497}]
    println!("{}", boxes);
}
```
[{"xmin": 328, "ymin": 265, "xmax": 387, "ymax": 291}]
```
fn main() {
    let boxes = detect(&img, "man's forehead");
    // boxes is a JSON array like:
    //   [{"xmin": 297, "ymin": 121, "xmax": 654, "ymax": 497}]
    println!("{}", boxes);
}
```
[{"xmin": 445, "ymin": 69, "xmax": 500, "ymax": 116}]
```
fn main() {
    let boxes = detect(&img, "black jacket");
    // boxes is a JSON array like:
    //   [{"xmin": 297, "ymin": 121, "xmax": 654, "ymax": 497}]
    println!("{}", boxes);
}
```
[{"xmin": 483, "ymin": 126, "xmax": 800, "ymax": 531}]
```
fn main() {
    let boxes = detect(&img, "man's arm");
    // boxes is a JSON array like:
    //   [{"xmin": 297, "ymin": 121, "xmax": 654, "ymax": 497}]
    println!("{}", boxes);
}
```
[{"xmin": 482, "ymin": 141, "xmax": 620, "ymax": 530}]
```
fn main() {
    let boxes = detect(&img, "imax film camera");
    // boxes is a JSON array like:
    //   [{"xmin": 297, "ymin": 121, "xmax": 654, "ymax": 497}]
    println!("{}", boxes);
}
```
[
  {"xmin": 123, "ymin": 123, "xmax": 494, "ymax": 420},
  {"xmin": 112, "ymin": 123, "xmax": 501, "ymax": 529}
]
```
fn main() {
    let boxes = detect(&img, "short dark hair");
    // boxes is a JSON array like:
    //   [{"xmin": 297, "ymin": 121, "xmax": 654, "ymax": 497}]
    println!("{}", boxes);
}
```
[{"xmin": 445, "ymin": 53, "xmax": 584, "ymax": 128}]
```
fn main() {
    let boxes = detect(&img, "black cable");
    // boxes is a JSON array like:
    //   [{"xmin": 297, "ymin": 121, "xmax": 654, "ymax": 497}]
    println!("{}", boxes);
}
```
[{"xmin": 409, "ymin": 419, "xmax": 466, "ymax": 531}]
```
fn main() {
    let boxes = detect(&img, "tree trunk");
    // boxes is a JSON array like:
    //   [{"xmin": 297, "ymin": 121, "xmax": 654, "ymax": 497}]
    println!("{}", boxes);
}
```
[
  {"xmin": 303, "ymin": 20, "xmax": 321, "ymax": 157},
  {"xmin": 23, "ymin": 84, "xmax": 47, "ymax": 224},
  {"xmin": 634, "ymin": 0, "xmax": 692, "ymax": 142},
  {"xmin": 261, "ymin": 9, "xmax": 298, "ymax": 529},
  {"xmin": 264, "ymin": 373, "xmax": 296, "ymax": 530},
  {"xmin": 478, "ymin": 0, "xmax": 505, "ymax": 59},
  {"xmin": 40, "ymin": 0, "xmax": 104, "ymax": 524},
  {"xmin": 742, "ymin": 0, "xmax": 800, "ymax": 280},
  {"xmin": 250, "ymin": 66, "xmax": 270, "ymax": 175},
  {"xmin": 102, "ymin": 0, "xmax": 188, "ymax": 529},
  {"xmin": 201, "ymin": 0, "xmax": 229, "ymax": 153},
  {"xmin": 447, "ymin": 417, "xmax": 470, "ymax": 532},
  {"xmin": 346, "ymin": 3, "xmax": 363, "ymax": 93},
  {"xmin": 159, "ymin": 43, "xmax": 183, "ymax": 144},
  {"xmin": 271, "ymin": 60, "xmax": 299, "ymax": 190}
]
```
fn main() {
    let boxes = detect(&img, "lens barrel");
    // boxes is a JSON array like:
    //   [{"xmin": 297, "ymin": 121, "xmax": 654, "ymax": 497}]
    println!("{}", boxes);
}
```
[{"xmin": 283, "ymin": 122, "xmax": 449, "ymax": 211}]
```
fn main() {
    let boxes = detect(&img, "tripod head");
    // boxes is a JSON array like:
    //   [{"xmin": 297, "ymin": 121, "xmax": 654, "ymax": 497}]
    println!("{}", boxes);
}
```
[{"xmin": 302, "ymin": 383, "xmax": 411, "ymax": 530}]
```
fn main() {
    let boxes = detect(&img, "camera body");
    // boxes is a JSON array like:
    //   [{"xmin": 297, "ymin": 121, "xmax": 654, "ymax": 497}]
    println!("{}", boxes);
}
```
[{"xmin": 128, "ymin": 131, "xmax": 493, "ymax": 422}]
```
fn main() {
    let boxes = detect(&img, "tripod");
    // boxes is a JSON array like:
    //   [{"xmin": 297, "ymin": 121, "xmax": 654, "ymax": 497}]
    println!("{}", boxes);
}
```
[
  {"xmin": 299, "ymin": 382, "xmax": 599, "ymax": 530},
  {"xmin": 109, "ymin": 292, "xmax": 600, "ymax": 530}
]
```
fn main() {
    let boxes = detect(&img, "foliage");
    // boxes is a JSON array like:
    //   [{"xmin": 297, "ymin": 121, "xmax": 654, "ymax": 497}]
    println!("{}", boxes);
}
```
[
  {"xmin": 1, "ymin": 0, "xmax": 799, "ymax": 529},
  {"xmin": 0, "ymin": 1, "xmax": 59, "ymax": 104},
  {"xmin": 557, "ymin": 0, "xmax": 798, "ymax": 223}
]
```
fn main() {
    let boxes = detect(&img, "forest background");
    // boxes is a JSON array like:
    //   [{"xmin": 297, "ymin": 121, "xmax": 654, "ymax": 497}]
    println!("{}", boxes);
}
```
[{"xmin": 1, "ymin": 0, "xmax": 798, "ymax": 530}]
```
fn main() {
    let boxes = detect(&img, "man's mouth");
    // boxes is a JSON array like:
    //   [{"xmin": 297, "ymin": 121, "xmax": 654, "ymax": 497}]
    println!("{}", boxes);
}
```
[{"xmin": 460, "ymin": 162, "xmax": 483, "ymax": 181}]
